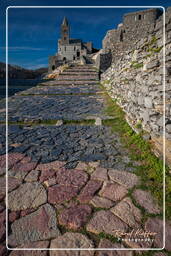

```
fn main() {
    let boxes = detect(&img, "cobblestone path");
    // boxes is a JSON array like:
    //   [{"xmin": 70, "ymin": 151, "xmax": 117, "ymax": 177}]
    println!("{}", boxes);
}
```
[{"xmin": 0, "ymin": 64, "xmax": 170, "ymax": 255}]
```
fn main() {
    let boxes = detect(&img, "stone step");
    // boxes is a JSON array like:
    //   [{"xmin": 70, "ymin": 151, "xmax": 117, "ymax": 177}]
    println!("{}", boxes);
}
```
[
  {"xmin": 62, "ymin": 71, "xmax": 98, "ymax": 75},
  {"xmin": 54, "ymin": 80, "xmax": 99, "ymax": 85},
  {"xmin": 71, "ymin": 65, "xmax": 95, "ymax": 69},
  {"xmin": 56, "ymin": 75, "xmax": 98, "ymax": 81},
  {"xmin": 65, "ymin": 69, "xmax": 97, "ymax": 73}
]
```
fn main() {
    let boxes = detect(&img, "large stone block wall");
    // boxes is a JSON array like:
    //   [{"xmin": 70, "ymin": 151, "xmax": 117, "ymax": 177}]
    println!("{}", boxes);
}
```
[{"xmin": 101, "ymin": 8, "xmax": 171, "ymax": 165}]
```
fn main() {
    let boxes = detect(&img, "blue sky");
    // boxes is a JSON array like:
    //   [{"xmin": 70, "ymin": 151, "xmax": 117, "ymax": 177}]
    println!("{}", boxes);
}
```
[{"xmin": 0, "ymin": 0, "xmax": 170, "ymax": 70}]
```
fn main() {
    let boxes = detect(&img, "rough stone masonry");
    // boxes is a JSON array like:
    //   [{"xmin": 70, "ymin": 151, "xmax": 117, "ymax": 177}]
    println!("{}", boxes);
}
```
[{"xmin": 98, "ymin": 7, "xmax": 171, "ymax": 165}]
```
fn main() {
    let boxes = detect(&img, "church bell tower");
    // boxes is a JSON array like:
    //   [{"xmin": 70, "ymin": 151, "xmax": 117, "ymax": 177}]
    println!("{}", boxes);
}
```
[{"xmin": 61, "ymin": 17, "xmax": 70, "ymax": 44}]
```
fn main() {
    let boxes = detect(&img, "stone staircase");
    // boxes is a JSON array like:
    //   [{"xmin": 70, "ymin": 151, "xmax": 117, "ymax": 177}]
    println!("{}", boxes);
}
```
[{"xmin": 55, "ymin": 64, "xmax": 99, "ymax": 84}]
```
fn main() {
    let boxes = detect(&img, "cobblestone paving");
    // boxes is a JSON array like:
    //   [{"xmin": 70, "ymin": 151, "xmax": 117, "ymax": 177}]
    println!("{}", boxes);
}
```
[
  {"xmin": 0, "ymin": 94, "xmax": 108, "ymax": 122},
  {"xmin": 18, "ymin": 84, "xmax": 101, "ymax": 95},
  {"xmin": 0, "ymin": 64, "xmax": 169, "ymax": 255}
]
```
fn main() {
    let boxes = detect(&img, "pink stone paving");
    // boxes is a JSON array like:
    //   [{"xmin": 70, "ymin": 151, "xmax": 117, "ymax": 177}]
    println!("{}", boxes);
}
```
[
  {"xmin": 91, "ymin": 167, "xmax": 108, "ymax": 181},
  {"xmin": 39, "ymin": 168, "xmax": 57, "ymax": 182},
  {"xmin": 58, "ymin": 204, "xmax": 92, "ymax": 229},
  {"xmin": 8, "ymin": 204, "xmax": 60, "ymax": 246},
  {"xmin": 0, "ymin": 210, "xmax": 5, "ymax": 241},
  {"xmin": 0, "ymin": 244, "xmax": 7, "ymax": 256},
  {"xmin": 48, "ymin": 184, "xmax": 78, "ymax": 204},
  {"xmin": 99, "ymin": 181, "xmax": 128, "ymax": 201},
  {"xmin": 11, "ymin": 161, "xmax": 37, "ymax": 173},
  {"xmin": 9, "ymin": 211, "xmax": 20, "ymax": 223},
  {"xmin": 97, "ymin": 239, "xmax": 133, "ymax": 255},
  {"xmin": 75, "ymin": 162, "xmax": 88, "ymax": 170},
  {"xmin": 110, "ymin": 197, "xmax": 142, "ymax": 228},
  {"xmin": 18, "ymin": 155, "xmax": 32, "ymax": 164},
  {"xmin": 10, "ymin": 241, "xmax": 49, "ymax": 255},
  {"xmin": 50, "ymin": 232, "xmax": 94, "ymax": 253},
  {"xmin": 90, "ymin": 195, "xmax": 114, "ymax": 209},
  {"xmin": 55, "ymin": 168, "xmax": 88, "ymax": 189},
  {"xmin": 78, "ymin": 179, "xmax": 102, "ymax": 203},
  {"xmin": 132, "ymin": 189, "xmax": 161, "ymax": 214},
  {"xmin": 8, "ymin": 182, "xmax": 47, "ymax": 211},
  {"xmin": 145, "ymin": 217, "xmax": 171, "ymax": 250},
  {"xmin": 86, "ymin": 210, "xmax": 128, "ymax": 236},
  {"xmin": 20, "ymin": 208, "xmax": 36, "ymax": 217},
  {"xmin": 0, "ymin": 177, "xmax": 22, "ymax": 201},
  {"xmin": 0, "ymin": 153, "xmax": 24, "ymax": 169},
  {"xmin": 36, "ymin": 160, "xmax": 65, "ymax": 171},
  {"xmin": 108, "ymin": 169, "xmax": 139, "ymax": 189}
]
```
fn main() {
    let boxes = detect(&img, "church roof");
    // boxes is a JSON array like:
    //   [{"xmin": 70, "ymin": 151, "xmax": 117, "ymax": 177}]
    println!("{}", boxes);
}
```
[
  {"xmin": 62, "ymin": 17, "xmax": 69, "ymax": 26},
  {"xmin": 69, "ymin": 39, "xmax": 82, "ymax": 44}
]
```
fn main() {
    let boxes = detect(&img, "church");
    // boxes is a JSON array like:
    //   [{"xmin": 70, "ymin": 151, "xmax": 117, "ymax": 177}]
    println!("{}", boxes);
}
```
[{"xmin": 48, "ymin": 17, "xmax": 94, "ymax": 72}]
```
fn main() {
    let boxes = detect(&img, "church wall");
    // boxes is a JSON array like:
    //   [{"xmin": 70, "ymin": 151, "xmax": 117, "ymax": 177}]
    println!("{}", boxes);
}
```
[{"xmin": 59, "ymin": 44, "xmax": 82, "ymax": 61}]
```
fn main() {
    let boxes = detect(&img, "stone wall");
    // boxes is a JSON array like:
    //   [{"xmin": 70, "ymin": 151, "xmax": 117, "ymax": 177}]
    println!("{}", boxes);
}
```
[
  {"xmin": 101, "ymin": 8, "xmax": 163, "ymax": 67},
  {"xmin": 100, "ymin": 7, "xmax": 171, "ymax": 165},
  {"xmin": 95, "ymin": 49, "xmax": 112, "ymax": 72}
]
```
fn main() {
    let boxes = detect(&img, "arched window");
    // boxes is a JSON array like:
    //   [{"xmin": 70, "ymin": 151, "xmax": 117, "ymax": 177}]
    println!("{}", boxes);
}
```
[
  {"xmin": 52, "ymin": 65, "xmax": 55, "ymax": 71},
  {"xmin": 138, "ymin": 14, "xmax": 141, "ymax": 20}
]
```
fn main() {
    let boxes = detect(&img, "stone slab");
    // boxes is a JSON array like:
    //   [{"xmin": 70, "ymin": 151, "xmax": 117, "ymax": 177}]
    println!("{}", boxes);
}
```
[
  {"xmin": 50, "ymin": 232, "xmax": 94, "ymax": 254},
  {"xmin": 78, "ymin": 180, "xmax": 102, "ymax": 203},
  {"xmin": 90, "ymin": 196, "xmax": 114, "ymax": 209},
  {"xmin": 0, "ymin": 177, "xmax": 22, "ymax": 200},
  {"xmin": 110, "ymin": 197, "xmax": 142, "ymax": 228},
  {"xmin": 0, "ymin": 153, "xmax": 25, "ymax": 176},
  {"xmin": 97, "ymin": 239, "xmax": 133, "ymax": 255},
  {"xmin": 99, "ymin": 182, "xmax": 128, "ymax": 201},
  {"xmin": 48, "ymin": 184, "xmax": 78, "ymax": 204},
  {"xmin": 108, "ymin": 169, "xmax": 139, "ymax": 189},
  {"xmin": 8, "ymin": 204, "xmax": 60, "ymax": 246},
  {"xmin": 55, "ymin": 168, "xmax": 88, "ymax": 189},
  {"xmin": 58, "ymin": 204, "xmax": 92, "ymax": 229},
  {"xmin": 0, "ymin": 210, "xmax": 5, "ymax": 241},
  {"xmin": 36, "ymin": 160, "xmax": 64, "ymax": 172},
  {"xmin": 145, "ymin": 217, "xmax": 171, "ymax": 250},
  {"xmin": 86, "ymin": 210, "xmax": 128, "ymax": 236},
  {"xmin": 8, "ymin": 182, "xmax": 47, "ymax": 211},
  {"xmin": 91, "ymin": 167, "xmax": 108, "ymax": 181},
  {"xmin": 25, "ymin": 170, "xmax": 40, "ymax": 182},
  {"xmin": 132, "ymin": 189, "xmax": 161, "ymax": 214},
  {"xmin": 9, "ymin": 241, "xmax": 49, "ymax": 255}
]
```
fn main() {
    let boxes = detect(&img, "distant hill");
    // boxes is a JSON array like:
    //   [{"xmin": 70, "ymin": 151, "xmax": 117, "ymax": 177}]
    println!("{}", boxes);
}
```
[{"xmin": 0, "ymin": 62, "xmax": 48, "ymax": 79}]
